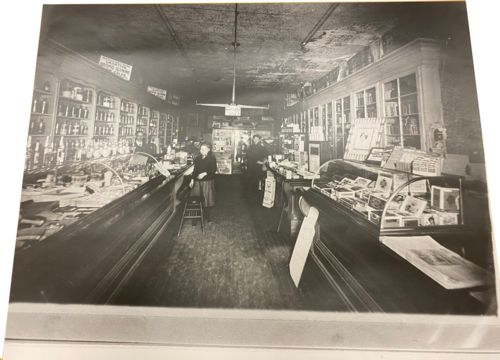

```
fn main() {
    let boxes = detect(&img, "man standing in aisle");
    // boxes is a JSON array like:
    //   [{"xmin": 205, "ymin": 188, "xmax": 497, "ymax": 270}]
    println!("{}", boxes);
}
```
[
  {"xmin": 133, "ymin": 130, "xmax": 153, "ymax": 155},
  {"xmin": 245, "ymin": 134, "xmax": 269, "ymax": 203}
]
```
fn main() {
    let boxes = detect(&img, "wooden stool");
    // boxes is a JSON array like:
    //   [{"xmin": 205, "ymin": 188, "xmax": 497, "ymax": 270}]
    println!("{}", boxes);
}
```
[{"xmin": 177, "ymin": 196, "xmax": 204, "ymax": 237}]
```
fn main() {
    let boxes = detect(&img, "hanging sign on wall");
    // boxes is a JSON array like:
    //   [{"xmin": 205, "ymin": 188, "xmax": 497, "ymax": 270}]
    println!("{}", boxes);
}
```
[
  {"xmin": 147, "ymin": 85, "xmax": 167, "ymax": 100},
  {"xmin": 98, "ymin": 55, "xmax": 133, "ymax": 81}
]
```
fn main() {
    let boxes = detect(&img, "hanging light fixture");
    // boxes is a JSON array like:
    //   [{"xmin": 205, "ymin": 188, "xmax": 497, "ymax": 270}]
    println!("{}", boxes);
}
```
[{"xmin": 196, "ymin": 4, "xmax": 269, "ymax": 117}]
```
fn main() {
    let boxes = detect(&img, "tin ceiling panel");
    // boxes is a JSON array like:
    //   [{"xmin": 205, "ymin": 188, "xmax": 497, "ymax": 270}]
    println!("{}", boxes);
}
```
[{"xmin": 40, "ymin": 3, "xmax": 466, "ymax": 105}]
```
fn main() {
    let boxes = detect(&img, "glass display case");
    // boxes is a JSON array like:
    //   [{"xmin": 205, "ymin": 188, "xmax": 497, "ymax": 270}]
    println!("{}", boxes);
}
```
[
  {"xmin": 17, "ymin": 152, "xmax": 184, "ymax": 251},
  {"xmin": 311, "ymin": 159, "xmax": 465, "ymax": 235},
  {"xmin": 12, "ymin": 157, "xmax": 194, "ymax": 303}
]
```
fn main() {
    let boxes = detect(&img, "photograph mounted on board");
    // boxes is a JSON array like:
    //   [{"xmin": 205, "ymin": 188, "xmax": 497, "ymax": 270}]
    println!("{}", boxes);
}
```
[{"xmin": 3, "ymin": 1, "xmax": 499, "ymax": 356}]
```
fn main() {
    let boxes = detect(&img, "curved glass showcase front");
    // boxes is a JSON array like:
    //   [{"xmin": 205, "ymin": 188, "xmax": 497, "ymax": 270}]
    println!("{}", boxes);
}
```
[
  {"xmin": 18, "ymin": 153, "xmax": 167, "ymax": 251},
  {"xmin": 311, "ymin": 159, "xmax": 464, "ymax": 232}
]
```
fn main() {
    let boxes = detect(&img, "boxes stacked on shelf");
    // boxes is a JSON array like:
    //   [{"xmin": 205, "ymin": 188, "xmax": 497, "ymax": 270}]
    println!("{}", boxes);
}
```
[{"xmin": 314, "ymin": 168, "xmax": 461, "ymax": 229}]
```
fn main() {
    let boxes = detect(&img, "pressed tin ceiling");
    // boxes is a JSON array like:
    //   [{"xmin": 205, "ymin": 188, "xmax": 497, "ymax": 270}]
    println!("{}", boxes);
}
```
[{"xmin": 40, "ymin": 2, "xmax": 468, "ymax": 106}]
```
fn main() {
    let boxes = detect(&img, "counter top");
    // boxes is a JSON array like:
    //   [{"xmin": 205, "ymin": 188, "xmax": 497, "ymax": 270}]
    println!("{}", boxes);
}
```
[
  {"xmin": 11, "ymin": 163, "xmax": 194, "ymax": 303},
  {"xmin": 16, "ymin": 163, "xmax": 193, "ymax": 249}
]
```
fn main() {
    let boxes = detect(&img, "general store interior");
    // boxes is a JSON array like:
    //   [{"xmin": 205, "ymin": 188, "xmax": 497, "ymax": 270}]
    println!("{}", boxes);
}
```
[{"xmin": 8, "ymin": 2, "xmax": 497, "ymax": 316}]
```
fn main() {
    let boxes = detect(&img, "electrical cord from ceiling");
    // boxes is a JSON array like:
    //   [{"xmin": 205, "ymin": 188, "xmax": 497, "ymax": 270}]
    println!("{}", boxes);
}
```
[
  {"xmin": 300, "ymin": 3, "xmax": 340, "ymax": 49},
  {"xmin": 154, "ymin": 4, "xmax": 197, "ymax": 79}
]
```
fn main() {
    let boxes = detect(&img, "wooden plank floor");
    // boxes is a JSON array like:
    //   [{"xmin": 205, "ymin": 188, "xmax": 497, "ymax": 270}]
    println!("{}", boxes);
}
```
[
  {"xmin": 107, "ymin": 174, "xmax": 489, "ymax": 314},
  {"xmin": 111, "ymin": 175, "xmax": 309, "ymax": 309}
]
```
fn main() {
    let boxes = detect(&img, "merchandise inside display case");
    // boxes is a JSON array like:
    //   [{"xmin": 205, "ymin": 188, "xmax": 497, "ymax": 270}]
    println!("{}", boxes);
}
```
[
  {"xmin": 304, "ymin": 158, "xmax": 494, "ymax": 306},
  {"xmin": 3, "ymin": 3, "xmax": 500, "ymax": 356},
  {"xmin": 311, "ymin": 159, "xmax": 465, "ymax": 233},
  {"xmin": 17, "ymin": 152, "xmax": 188, "ymax": 251}
]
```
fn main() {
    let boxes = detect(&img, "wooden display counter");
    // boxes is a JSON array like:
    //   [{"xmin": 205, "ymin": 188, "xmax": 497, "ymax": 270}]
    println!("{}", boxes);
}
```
[
  {"xmin": 298, "ymin": 185, "xmax": 496, "ymax": 314},
  {"xmin": 9, "ymin": 164, "xmax": 193, "ymax": 304}
]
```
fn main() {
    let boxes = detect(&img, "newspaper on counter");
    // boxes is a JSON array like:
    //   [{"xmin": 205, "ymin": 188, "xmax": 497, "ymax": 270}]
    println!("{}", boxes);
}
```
[{"xmin": 380, "ymin": 235, "xmax": 490, "ymax": 290}]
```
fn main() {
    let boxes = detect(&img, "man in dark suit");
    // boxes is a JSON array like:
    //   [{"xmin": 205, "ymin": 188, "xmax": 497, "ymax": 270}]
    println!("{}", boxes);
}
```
[
  {"xmin": 245, "ymin": 134, "xmax": 269, "ymax": 203},
  {"xmin": 133, "ymin": 130, "xmax": 153, "ymax": 155}
]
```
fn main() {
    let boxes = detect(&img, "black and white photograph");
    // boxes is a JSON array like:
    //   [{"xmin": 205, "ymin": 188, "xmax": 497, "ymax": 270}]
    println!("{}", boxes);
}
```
[{"xmin": 1, "ymin": 0, "xmax": 500, "ymax": 359}]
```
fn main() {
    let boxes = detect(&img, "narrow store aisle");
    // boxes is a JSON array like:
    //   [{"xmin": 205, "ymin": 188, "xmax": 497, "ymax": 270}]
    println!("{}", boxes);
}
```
[{"xmin": 112, "ymin": 175, "xmax": 304, "ymax": 309}]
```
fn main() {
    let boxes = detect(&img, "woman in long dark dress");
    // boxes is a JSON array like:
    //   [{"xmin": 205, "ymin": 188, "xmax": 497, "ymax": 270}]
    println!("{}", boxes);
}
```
[{"xmin": 189, "ymin": 143, "xmax": 217, "ymax": 222}]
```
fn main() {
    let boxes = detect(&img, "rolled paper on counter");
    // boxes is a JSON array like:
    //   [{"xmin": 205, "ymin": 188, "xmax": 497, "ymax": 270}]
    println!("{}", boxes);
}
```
[
  {"xmin": 16, "ymin": 235, "xmax": 42, "ymax": 241},
  {"xmin": 19, "ymin": 218, "xmax": 45, "ymax": 226}
]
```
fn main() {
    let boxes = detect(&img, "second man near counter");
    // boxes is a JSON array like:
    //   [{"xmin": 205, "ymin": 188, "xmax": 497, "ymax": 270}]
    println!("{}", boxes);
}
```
[{"xmin": 245, "ymin": 134, "xmax": 269, "ymax": 203}]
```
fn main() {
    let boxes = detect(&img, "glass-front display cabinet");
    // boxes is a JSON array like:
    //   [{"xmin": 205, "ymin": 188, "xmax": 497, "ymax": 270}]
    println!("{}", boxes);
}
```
[
  {"xmin": 311, "ymin": 159, "xmax": 465, "ymax": 236},
  {"xmin": 303, "ymin": 159, "xmax": 494, "ymax": 314}
]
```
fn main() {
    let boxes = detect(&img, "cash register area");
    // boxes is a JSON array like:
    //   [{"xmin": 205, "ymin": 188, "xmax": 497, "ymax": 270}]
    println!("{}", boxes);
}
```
[{"xmin": 8, "ymin": 3, "xmax": 497, "ymax": 316}]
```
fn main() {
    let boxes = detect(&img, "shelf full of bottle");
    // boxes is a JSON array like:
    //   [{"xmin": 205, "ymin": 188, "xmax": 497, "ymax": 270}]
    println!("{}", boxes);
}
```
[
  {"xmin": 94, "ymin": 94, "xmax": 118, "ymax": 138},
  {"xmin": 159, "ymin": 116, "xmax": 167, "ymax": 138},
  {"xmin": 25, "ymin": 136, "xmax": 51, "ymax": 172},
  {"xmin": 55, "ymin": 119, "xmax": 90, "ymax": 136},
  {"xmin": 93, "ymin": 123, "xmax": 116, "ymax": 137},
  {"xmin": 59, "ymin": 79, "xmax": 93, "ymax": 104},
  {"xmin": 118, "ymin": 126, "xmax": 135, "ymax": 137},
  {"xmin": 118, "ymin": 111, "xmax": 135, "ymax": 135},
  {"xmin": 120, "ymin": 100, "xmax": 136, "ymax": 114},
  {"xmin": 148, "ymin": 111, "xmax": 159, "ymax": 137},
  {"xmin": 137, "ymin": 105, "xmax": 149, "ymax": 118},
  {"xmin": 24, "ymin": 136, "xmax": 87, "ymax": 171},
  {"xmin": 148, "ymin": 122, "xmax": 158, "ymax": 136},
  {"xmin": 136, "ymin": 106, "xmax": 149, "ymax": 130},
  {"xmin": 31, "ymin": 94, "xmax": 52, "ymax": 116},
  {"xmin": 49, "ymin": 137, "xmax": 134, "ymax": 166},
  {"xmin": 57, "ymin": 101, "xmax": 91, "ymax": 120},
  {"xmin": 29, "ymin": 117, "xmax": 49, "ymax": 136},
  {"xmin": 136, "ymin": 117, "xmax": 148, "ymax": 133},
  {"xmin": 96, "ymin": 92, "xmax": 116, "ymax": 109},
  {"xmin": 95, "ymin": 106, "xmax": 116, "ymax": 122}
]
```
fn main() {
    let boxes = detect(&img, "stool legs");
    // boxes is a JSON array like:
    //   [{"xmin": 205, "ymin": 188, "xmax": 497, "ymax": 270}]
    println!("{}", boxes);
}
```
[
  {"xmin": 177, "ymin": 198, "xmax": 205, "ymax": 237},
  {"xmin": 177, "ymin": 202, "xmax": 188, "ymax": 237},
  {"xmin": 277, "ymin": 203, "xmax": 286, "ymax": 233},
  {"xmin": 200, "ymin": 202, "xmax": 204, "ymax": 234}
]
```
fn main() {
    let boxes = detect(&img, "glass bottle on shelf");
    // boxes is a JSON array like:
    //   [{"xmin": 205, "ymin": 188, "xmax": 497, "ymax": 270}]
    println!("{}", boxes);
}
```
[
  {"xmin": 41, "ymin": 97, "xmax": 48, "ymax": 114},
  {"xmin": 43, "ymin": 81, "xmax": 50, "ymax": 92},
  {"xmin": 32, "ymin": 98, "xmax": 38, "ymax": 113},
  {"xmin": 33, "ymin": 140, "xmax": 41, "ymax": 168},
  {"xmin": 25, "ymin": 136, "xmax": 33, "ymax": 171},
  {"xmin": 56, "ymin": 136, "xmax": 65, "ymax": 165},
  {"xmin": 29, "ymin": 120, "xmax": 36, "ymax": 134},
  {"xmin": 43, "ymin": 136, "xmax": 51, "ymax": 168},
  {"xmin": 38, "ymin": 118, "xmax": 45, "ymax": 134}
]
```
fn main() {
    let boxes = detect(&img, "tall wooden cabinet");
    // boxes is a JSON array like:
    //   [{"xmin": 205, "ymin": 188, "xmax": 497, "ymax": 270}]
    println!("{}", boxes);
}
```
[
  {"xmin": 281, "ymin": 38, "xmax": 445, "ymax": 161},
  {"xmin": 25, "ymin": 39, "xmax": 181, "ymax": 172}
]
